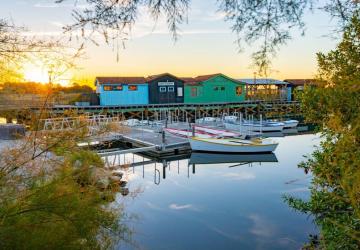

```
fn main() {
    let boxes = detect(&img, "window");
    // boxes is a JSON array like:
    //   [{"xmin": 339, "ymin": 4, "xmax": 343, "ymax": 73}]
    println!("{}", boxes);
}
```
[
  {"xmin": 159, "ymin": 87, "xmax": 167, "ymax": 92},
  {"xmin": 104, "ymin": 85, "xmax": 123, "ymax": 91},
  {"xmin": 114, "ymin": 85, "xmax": 123, "ymax": 91},
  {"xmin": 168, "ymin": 86, "xmax": 174, "ymax": 92},
  {"xmin": 191, "ymin": 87, "xmax": 198, "ymax": 97},
  {"xmin": 236, "ymin": 86, "xmax": 243, "ymax": 96},
  {"xmin": 221, "ymin": 86, "xmax": 225, "ymax": 91},
  {"xmin": 177, "ymin": 87, "xmax": 183, "ymax": 97},
  {"xmin": 103, "ymin": 85, "xmax": 112, "ymax": 91},
  {"xmin": 214, "ymin": 86, "xmax": 219, "ymax": 91},
  {"xmin": 128, "ymin": 85, "xmax": 138, "ymax": 91}
]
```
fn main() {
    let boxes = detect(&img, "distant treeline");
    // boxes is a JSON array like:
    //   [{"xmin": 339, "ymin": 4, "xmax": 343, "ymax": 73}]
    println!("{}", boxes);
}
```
[{"xmin": 0, "ymin": 82, "xmax": 94, "ymax": 95}]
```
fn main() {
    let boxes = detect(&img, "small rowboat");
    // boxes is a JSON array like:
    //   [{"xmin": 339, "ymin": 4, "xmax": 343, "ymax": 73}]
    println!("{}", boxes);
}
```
[
  {"xmin": 195, "ymin": 117, "xmax": 221, "ymax": 123},
  {"xmin": 165, "ymin": 126, "xmax": 243, "ymax": 139},
  {"xmin": 283, "ymin": 120, "xmax": 299, "ymax": 128},
  {"xmin": 224, "ymin": 122, "xmax": 285, "ymax": 132},
  {"xmin": 189, "ymin": 137, "xmax": 278, "ymax": 153},
  {"xmin": 266, "ymin": 119, "xmax": 299, "ymax": 129}
]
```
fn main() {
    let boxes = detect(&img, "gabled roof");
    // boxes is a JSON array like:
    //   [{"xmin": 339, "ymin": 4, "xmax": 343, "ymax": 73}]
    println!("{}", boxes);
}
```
[
  {"xmin": 146, "ymin": 73, "xmax": 185, "ymax": 82},
  {"xmin": 183, "ymin": 73, "xmax": 245, "ymax": 85},
  {"xmin": 239, "ymin": 78, "xmax": 287, "ymax": 85},
  {"xmin": 95, "ymin": 77, "xmax": 147, "ymax": 85},
  {"xmin": 180, "ymin": 77, "xmax": 195, "ymax": 82},
  {"xmin": 283, "ymin": 79, "xmax": 321, "ymax": 86},
  {"xmin": 180, "ymin": 77, "xmax": 201, "ymax": 85},
  {"xmin": 193, "ymin": 73, "xmax": 222, "ymax": 82}
]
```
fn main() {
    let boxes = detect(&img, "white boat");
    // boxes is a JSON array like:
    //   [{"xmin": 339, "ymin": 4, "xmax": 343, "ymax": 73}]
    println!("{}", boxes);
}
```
[
  {"xmin": 223, "ymin": 115, "xmax": 238, "ymax": 123},
  {"xmin": 165, "ymin": 126, "xmax": 243, "ymax": 139},
  {"xmin": 121, "ymin": 119, "xmax": 140, "ymax": 127},
  {"xmin": 283, "ymin": 120, "xmax": 299, "ymax": 128},
  {"xmin": 195, "ymin": 117, "xmax": 220, "ymax": 124},
  {"xmin": 189, "ymin": 137, "xmax": 278, "ymax": 153},
  {"xmin": 224, "ymin": 122, "xmax": 285, "ymax": 132}
]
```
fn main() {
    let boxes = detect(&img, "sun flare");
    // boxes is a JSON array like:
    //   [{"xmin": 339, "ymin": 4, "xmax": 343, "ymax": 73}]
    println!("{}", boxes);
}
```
[
  {"xmin": 23, "ymin": 64, "xmax": 49, "ymax": 83},
  {"xmin": 22, "ymin": 63, "xmax": 72, "ymax": 86}
]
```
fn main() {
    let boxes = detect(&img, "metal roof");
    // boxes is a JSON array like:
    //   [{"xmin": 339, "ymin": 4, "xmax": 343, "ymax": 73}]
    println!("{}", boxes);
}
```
[
  {"xmin": 182, "ymin": 74, "xmax": 246, "ymax": 85},
  {"xmin": 95, "ymin": 77, "xmax": 147, "ymax": 85},
  {"xmin": 238, "ymin": 78, "xmax": 288, "ymax": 85}
]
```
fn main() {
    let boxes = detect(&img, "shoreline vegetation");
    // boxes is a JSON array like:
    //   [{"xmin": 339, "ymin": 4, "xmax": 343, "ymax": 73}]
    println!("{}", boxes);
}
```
[
  {"xmin": 0, "ymin": 117, "xmax": 137, "ymax": 249},
  {"xmin": 285, "ymin": 11, "xmax": 360, "ymax": 249},
  {"xmin": 0, "ymin": 1, "xmax": 359, "ymax": 249}
]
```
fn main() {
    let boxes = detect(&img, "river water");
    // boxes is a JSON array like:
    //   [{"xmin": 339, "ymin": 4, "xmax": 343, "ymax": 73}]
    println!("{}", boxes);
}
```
[{"xmin": 115, "ymin": 134, "xmax": 320, "ymax": 250}]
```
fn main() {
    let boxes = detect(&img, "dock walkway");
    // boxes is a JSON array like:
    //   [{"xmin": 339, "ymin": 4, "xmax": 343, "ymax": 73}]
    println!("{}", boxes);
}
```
[{"xmin": 94, "ymin": 127, "xmax": 190, "ymax": 157}]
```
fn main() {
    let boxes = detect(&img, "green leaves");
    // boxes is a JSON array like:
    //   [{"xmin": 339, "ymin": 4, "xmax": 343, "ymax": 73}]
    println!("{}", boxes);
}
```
[
  {"xmin": 0, "ymin": 125, "xmax": 132, "ymax": 250},
  {"xmin": 286, "ymin": 10, "xmax": 360, "ymax": 248}
]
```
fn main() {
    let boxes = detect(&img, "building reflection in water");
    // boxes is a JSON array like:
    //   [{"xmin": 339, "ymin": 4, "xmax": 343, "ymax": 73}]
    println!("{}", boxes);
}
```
[{"xmin": 102, "ymin": 152, "xmax": 278, "ymax": 186}]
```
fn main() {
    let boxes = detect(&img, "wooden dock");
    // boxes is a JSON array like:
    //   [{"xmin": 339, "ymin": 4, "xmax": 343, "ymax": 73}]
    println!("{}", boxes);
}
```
[
  {"xmin": 1, "ymin": 100, "xmax": 302, "ymax": 125},
  {"xmin": 94, "ymin": 127, "xmax": 190, "ymax": 157}
]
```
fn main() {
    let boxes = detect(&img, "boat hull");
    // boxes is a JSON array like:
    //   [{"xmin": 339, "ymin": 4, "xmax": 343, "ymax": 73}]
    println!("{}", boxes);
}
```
[
  {"xmin": 283, "ymin": 120, "xmax": 299, "ymax": 128},
  {"xmin": 224, "ymin": 122, "xmax": 284, "ymax": 132},
  {"xmin": 189, "ymin": 137, "xmax": 278, "ymax": 153}
]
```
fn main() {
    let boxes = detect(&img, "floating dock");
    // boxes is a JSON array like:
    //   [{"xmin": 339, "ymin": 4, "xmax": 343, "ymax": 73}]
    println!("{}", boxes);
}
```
[{"xmin": 94, "ymin": 127, "xmax": 190, "ymax": 157}]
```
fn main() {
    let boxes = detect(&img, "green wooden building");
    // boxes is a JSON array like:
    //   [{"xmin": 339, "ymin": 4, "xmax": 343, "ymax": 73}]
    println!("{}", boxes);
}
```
[{"xmin": 183, "ymin": 73, "xmax": 246, "ymax": 103}]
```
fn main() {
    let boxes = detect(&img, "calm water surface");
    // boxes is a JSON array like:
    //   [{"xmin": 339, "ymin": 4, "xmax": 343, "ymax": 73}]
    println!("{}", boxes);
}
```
[{"xmin": 116, "ymin": 134, "xmax": 320, "ymax": 250}]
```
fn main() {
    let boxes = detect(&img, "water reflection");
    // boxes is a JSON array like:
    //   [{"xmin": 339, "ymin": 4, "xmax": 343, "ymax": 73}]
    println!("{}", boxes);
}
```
[
  {"xmin": 104, "ymin": 152, "xmax": 278, "ymax": 186},
  {"xmin": 190, "ymin": 152, "xmax": 278, "ymax": 165},
  {"xmin": 108, "ymin": 134, "xmax": 320, "ymax": 250}
]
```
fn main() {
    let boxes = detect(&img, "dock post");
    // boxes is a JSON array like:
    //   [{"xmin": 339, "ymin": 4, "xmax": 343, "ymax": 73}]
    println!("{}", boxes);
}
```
[
  {"xmin": 192, "ymin": 164, "xmax": 196, "ymax": 174},
  {"xmin": 142, "ymin": 163, "xmax": 145, "ymax": 178},
  {"xmin": 192, "ymin": 124, "xmax": 195, "ymax": 137},
  {"xmin": 165, "ymin": 118, "xmax": 168, "ymax": 128},
  {"xmin": 162, "ymin": 130, "xmax": 166, "ymax": 150},
  {"xmin": 162, "ymin": 160, "xmax": 166, "ymax": 179},
  {"xmin": 240, "ymin": 112, "xmax": 243, "ymax": 135}
]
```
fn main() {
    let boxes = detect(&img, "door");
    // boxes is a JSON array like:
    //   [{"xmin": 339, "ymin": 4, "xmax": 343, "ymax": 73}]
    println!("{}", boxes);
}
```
[{"xmin": 158, "ymin": 82, "xmax": 176, "ymax": 103}]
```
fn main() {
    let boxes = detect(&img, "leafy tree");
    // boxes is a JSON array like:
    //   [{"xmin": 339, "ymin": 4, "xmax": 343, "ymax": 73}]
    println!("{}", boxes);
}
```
[
  {"xmin": 285, "ymin": 10, "xmax": 360, "ymax": 249},
  {"xmin": 57, "ymin": 0, "xmax": 359, "ymax": 74},
  {"xmin": 0, "ymin": 18, "xmax": 83, "ymax": 85},
  {"xmin": 0, "ymin": 117, "xmax": 135, "ymax": 249}
]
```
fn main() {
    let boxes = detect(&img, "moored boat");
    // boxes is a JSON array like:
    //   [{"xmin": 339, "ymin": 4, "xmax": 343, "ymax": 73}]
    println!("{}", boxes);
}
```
[
  {"xmin": 188, "ymin": 137, "xmax": 278, "ymax": 153},
  {"xmin": 195, "ymin": 117, "xmax": 221, "ymax": 124},
  {"xmin": 165, "ymin": 126, "xmax": 244, "ymax": 139},
  {"xmin": 224, "ymin": 122, "xmax": 285, "ymax": 132},
  {"xmin": 283, "ymin": 120, "xmax": 299, "ymax": 128}
]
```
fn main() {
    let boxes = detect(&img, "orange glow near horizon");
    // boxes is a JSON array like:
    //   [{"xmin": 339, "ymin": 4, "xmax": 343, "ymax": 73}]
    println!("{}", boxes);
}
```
[
  {"xmin": 22, "ymin": 63, "xmax": 72, "ymax": 86},
  {"xmin": 23, "ymin": 64, "xmax": 49, "ymax": 83}
]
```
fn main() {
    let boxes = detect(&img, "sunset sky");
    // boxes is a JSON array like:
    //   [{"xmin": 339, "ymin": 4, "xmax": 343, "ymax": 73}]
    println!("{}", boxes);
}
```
[{"xmin": 1, "ymin": 0, "xmax": 340, "ymax": 84}]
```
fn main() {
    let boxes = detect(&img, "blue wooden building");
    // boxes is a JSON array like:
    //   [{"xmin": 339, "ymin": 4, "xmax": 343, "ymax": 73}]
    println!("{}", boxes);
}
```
[{"xmin": 95, "ymin": 77, "xmax": 149, "ymax": 106}]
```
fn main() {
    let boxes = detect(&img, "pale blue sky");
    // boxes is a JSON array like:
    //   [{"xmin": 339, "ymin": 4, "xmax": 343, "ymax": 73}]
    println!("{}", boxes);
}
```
[{"xmin": 1, "ymin": 0, "xmax": 339, "ymax": 82}]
